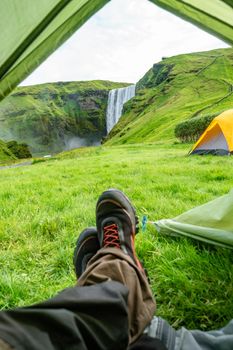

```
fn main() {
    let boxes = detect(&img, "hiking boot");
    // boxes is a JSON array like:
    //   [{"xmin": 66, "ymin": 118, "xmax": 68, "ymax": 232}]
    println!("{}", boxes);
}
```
[
  {"xmin": 96, "ymin": 189, "xmax": 142, "ymax": 268},
  {"xmin": 73, "ymin": 227, "xmax": 100, "ymax": 278}
]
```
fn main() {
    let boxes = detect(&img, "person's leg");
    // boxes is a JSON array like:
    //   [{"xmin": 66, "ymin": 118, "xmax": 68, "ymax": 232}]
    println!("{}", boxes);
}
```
[
  {"xmin": 78, "ymin": 189, "xmax": 156, "ymax": 344},
  {"xmin": 78, "ymin": 248, "xmax": 155, "ymax": 344},
  {"xmin": 73, "ymin": 230, "xmax": 174, "ymax": 350}
]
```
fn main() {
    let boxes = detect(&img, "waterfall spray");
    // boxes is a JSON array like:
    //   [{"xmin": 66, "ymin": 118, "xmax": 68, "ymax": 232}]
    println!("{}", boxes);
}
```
[{"xmin": 106, "ymin": 85, "xmax": 136, "ymax": 133}]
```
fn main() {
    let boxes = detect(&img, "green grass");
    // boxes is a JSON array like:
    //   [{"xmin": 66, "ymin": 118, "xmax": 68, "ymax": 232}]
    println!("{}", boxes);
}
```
[{"xmin": 0, "ymin": 143, "xmax": 232, "ymax": 331}]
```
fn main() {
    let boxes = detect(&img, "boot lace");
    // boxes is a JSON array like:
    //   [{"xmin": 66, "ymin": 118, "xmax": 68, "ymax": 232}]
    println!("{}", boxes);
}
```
[{"xmin": 103, "ymin": 223, "xmax": 120, "ymax": 248}]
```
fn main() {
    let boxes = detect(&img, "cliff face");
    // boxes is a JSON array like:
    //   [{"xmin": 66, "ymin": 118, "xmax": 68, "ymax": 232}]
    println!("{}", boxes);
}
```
[
  {"xmin": 0, "ymin": 80, "xmax": 129, "ymax": 155},
  {"xmin": 105, "ymin": 48, "xmax": 233, "ymax": 145}
]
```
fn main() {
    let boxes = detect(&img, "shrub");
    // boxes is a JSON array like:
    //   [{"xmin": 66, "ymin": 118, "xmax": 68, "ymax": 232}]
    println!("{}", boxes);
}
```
[
  {"xmin": 175, "ymin": 112, "xmax": 221, "ymax": 143},
  {"xmin": 6, "ymin": 141, "xmax": 32, "ymax": 159}
]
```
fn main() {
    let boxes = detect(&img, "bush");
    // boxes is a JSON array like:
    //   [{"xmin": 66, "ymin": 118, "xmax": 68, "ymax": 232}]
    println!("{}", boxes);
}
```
[
  {"xmin": 175, "ymin": 112, "xmax": 221, "ymax": 143},
  {"xmin": 6, "ymin": 141, "xmax": 32, "ymax": 159}
]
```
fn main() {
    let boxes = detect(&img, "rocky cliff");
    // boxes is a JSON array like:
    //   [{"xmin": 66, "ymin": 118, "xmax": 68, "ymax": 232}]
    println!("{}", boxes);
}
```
[{"xmin": 0, "ymin": 80, "xmax": 129, "ymax": 155}]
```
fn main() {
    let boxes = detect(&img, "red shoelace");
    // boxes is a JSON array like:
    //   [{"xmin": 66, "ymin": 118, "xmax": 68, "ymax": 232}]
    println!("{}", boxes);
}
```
[{"xmin": 103, "ymin": 223, "xmax": 121, "ymax": 248}]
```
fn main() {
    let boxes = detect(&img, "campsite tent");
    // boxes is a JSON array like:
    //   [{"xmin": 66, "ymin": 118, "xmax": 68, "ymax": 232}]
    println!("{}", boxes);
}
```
[
  {"xmin": 190, "ymin": 109, "xmax": 233, "ymax": 155},
  {"xmin": 0, "ymin": 0, "xmax": 233, "ymax": 102},
  {"xmin": 155, "ymin": 189, "xmax": 233, "ymax": 249}
]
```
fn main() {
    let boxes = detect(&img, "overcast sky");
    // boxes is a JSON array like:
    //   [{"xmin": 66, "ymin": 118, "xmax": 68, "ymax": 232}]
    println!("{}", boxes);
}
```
[{"xmin": 22, "ymin": 0, "xmax": 229, "ymax": 86}]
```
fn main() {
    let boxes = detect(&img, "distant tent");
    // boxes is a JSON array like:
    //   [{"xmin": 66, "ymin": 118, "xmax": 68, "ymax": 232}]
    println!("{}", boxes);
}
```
[
  {"xmin": 155, "ymin": 189, "xmax": 233, "ymax": 249},
  {"xmin": 190, "ymin": 109, "xmax": 233, "ymax": 155},
  {"xmin": 0, "ymin": 0, "xmax": 233, "ymax": 102}
]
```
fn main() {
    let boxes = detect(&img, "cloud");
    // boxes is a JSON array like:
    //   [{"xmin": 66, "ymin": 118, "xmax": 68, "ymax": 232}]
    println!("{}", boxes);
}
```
[{"xmin": 21, "ymin": 0, "xmax": 228, "ymax": 86}]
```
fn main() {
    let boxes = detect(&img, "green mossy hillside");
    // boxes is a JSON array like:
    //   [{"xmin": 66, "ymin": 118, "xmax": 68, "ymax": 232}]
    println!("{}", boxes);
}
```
[
  {"xmin": 0, "ymin": 140, "xmax": 16, "ymax": 163},
  {"xmin": 0, "ymin": 80, "xmax": 129, "ymax": 156},
  {"xmin": 105, "ymin": 48, "xmax": 233, "ymax": 145}
]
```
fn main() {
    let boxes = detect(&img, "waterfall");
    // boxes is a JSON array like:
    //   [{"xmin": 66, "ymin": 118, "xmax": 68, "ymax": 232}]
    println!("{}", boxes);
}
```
[{"xmin": 106, "ymin": 84, "xmax": 136, "ymax": 133}]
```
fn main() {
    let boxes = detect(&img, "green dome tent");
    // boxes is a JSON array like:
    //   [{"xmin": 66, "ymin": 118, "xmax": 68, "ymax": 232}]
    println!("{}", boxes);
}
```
[
  {"xmin": 155, "ymin": 189, "xmax": 233, "ymax": 249},
  {"xmin": 0, "ymin": 0, "xmax": 232, "ymax": 102}
]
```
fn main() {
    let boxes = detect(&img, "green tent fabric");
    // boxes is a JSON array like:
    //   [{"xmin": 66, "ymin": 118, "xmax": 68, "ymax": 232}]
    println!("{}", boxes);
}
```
[
  {"xmin": 155, "ymin": 190, "xmax": 233, "ymax": 249},
  {"xmin": 0, "ymin": 0, "xmax": 232, "ymax": 102},
  {"xmin": 149, "ymin": 0, "xmax": 233, "ymax": 46},
  {"xmin": 0, "ymin": 0, "xmax": 109, "ymax": 101}
]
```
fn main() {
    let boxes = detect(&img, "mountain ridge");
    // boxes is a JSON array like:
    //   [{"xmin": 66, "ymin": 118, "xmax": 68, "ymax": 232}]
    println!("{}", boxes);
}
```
[{"xmin": 105, "ymin": 48, "xmax": 233, "ymax": 145}]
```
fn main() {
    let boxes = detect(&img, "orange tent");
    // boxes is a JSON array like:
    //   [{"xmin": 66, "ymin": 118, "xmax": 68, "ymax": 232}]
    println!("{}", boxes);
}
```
[{"xmin": 190, "ymin": 109, "xmax": 233, "ymax": 155}]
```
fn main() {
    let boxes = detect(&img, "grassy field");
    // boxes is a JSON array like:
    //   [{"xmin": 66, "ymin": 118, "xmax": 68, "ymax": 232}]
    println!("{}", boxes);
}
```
[{"xmin": 0, "ymin": 143, "xmax": 232, "ymax": 331}]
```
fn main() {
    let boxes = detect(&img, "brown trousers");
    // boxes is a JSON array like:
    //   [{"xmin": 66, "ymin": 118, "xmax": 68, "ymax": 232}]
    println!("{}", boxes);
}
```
[
  {"xmin": 0, "ymin": 339, "xmax": 12, "ymax": 350},
  {"xmin": 78, "ymin": 247, "xmax": 156, "ymax": 344}
]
